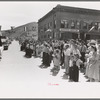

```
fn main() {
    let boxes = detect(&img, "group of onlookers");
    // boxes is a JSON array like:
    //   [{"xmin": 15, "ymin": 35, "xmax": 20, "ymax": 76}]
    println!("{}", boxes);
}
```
[
  {"xmin": 19, "ymin": 38, "xmax": 43, "ymax": 58},
  {"xmin": 40, "ymin": 39, "xmax": 100, "ymax": 82},
  {"xmin": 19, "ymin": 37, "xmax": 100, "ymax": 82}
]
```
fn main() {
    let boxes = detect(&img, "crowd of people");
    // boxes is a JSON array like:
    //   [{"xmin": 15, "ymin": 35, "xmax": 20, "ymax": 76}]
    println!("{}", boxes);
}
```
[
  {"xmin": 18, "ymin": 38, "xmax": 43, "ymax": 58},
  {"xmin": 18, "ymin": 37, "xmax": 100, "ymax": 82}
]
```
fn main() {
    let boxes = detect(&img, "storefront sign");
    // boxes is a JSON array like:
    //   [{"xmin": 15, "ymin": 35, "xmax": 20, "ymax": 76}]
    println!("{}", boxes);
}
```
[{"xmin": 60, "ymin": 28, "xmax": 79, "ymax": 33}]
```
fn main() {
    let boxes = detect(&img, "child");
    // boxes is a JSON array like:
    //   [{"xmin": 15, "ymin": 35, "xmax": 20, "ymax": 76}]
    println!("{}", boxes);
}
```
[
  {"xmin": 69, "ymin": 54, "xmax": 74, "ymax": 82},
  {"xmin": 69, "ymin": 54, "xmax": 82, "ymax": 82},
  {"xmin": 75, "ymin": 54, "xmax": 83, "ymax": 70},
  {"xmin": 72, "ymin": 60, "xmax": 79, "ymax": 82},
  {"xmin": 51, "ymin": 49, "xmax": 60, "ymax": 72}
]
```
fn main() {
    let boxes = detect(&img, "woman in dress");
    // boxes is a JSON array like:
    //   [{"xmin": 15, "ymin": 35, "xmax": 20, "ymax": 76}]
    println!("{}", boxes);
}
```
[
  {"xmin": 42, "ymin": 42, "xmax": 50, "ymax": 68},
  {"xmin": 85, "ymin": 46, "xmax": 93, "ymax": 78},
  {"xmin": 92, "ymin": 44, "xmax": 100, "ymax": 82},
  {"xmin": 87, "ymin": 45, "xmax": 98, "ymax": 82},
  {"xmin": 52, "ymin": 48, "xmax": 61, "ymax": 72},
  {"xmin": 63, "ymin": 44, "xmax": 70, "ymax": 76}
]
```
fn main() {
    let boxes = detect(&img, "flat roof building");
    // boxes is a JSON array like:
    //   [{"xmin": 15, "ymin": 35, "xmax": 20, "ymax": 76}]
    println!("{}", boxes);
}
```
[{"xmin": 38, "ymin": 4, "xmax": 100, "ymax": 41}]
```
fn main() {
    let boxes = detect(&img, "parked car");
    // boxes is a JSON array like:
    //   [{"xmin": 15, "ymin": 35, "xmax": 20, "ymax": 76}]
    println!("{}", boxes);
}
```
[{"xmin": 2, "ymin": 36, "xmax": 9, "ymax": 50}]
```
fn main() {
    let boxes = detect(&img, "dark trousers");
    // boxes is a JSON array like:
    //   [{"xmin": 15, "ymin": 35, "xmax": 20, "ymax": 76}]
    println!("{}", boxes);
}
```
[
  {"xmin": 60, "ymin": 52, "xmax": 65, "ymax": 66},
  {"xmin": 25, "ymin": 48, "xmax": 33, "ymax": 58},
  {"xmin": 49, "ymin": 51, "xmax": 53, "ymax": 64},
  {"xmin": 42, "ymin": 52, "xmax": 50, "ymax": 66},
  {"xmin": 20, "ymin": 45, "xmax": 25, "ymax": 51},
  {"xmin": 69, "ymin": 65, "xmax": 79, "ymax": 82},
  {"xmin": 42, "ymin": 52, "xmax": 46, "ymax": 65},
  {"xmin": 45, "ymin": 53, "xmax": 50, "ymax": 66},
  {"xmin": 80, "ymin": 52, "xmax": 85, "ymax": 63},
  {"xmin": 69, "ymin": 67, "xmax": 73, "ymax": 80},
  {"xmin": 72, "ymin": 65, "xmax": 79, "ymax": 82}
]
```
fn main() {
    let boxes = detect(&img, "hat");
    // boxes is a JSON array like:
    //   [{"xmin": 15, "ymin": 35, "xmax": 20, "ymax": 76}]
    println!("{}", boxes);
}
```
[
  {"xmin": 65, "ymin": 44, "xmax": 70, "ymax": 47},
  {"xmin": 90, "ymin": 40, "xmax": 96, "ymax": 44}
]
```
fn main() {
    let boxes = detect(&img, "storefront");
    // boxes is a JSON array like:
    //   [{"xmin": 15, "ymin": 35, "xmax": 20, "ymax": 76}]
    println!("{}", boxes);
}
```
[{"xmin": 59, "ymin": 28, "xmax": 79, "ymax": 40}]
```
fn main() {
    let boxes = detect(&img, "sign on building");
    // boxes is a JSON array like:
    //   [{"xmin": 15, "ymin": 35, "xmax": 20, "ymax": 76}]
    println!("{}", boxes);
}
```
[{"xmin": 60, "ymin": 28, "xmax": 79, "ymax": 33}]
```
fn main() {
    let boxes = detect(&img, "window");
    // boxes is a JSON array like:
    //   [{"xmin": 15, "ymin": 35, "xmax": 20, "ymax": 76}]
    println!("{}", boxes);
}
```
[
  {"xmin": 76, "ymin": 21, "xmax": 81, "ymax": 29},
  {"xmin": 54, "ymin": 32, "xmax": 57, "ymax": 38},
  {"xmin": 54, "ymin": 20, "xmax": 56, "ymax": 28},
  {"xmin": 24, "ymin": 26, "xmax": 26, "ymax": 31},
  {"xmin": 32, "ymin": 26, "xmax": 36, "ymax": 31},
  {"xmin": 83, "ymin": 22, "xmax": 87, "ymax": 29},
  {"xmin": 48, "ymin": 23, "xmax": 50, "ymax": 29},
  {"xmin": 50, "ymin": 22, "xmax": 52, "ymax": 27},
  {"xmin": 61, "ymin": 20, "xmax": 65, "ymax": 28},
  {"xmin": 98, "ymin": 23, "xmax": 100, "ymax": 30},
  {"xmin": 71, "ymin": 21, "xmax": 75, "ymax": 29},
  {"xmin": 65, "ymin": 20, "xmax": 68, "ymax": 28},
  {"xmin": 44, "ymin": 25, "xmax": 46, "ymax": 32},
  {"xmin": 61, "ymin": 20, "xmax": 68, "ymax": 28},
  {"xmin": 94, "ymin": 22, "xmax": 98, "ymax": 30},
  {"xmin": 48, "ymin": 22, "xmax": 52, "ymax": 29},
  {"xmin": 88, "ymin": 23, "xmax": 93, "ymax": 29}
]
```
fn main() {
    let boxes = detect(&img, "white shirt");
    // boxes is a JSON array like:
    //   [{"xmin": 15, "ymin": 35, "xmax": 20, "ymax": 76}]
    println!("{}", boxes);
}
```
[
  {"xmin": 69, "ymin": 60, "xmax": 73, "ymax": 67},
  {"xmin": 76, "ymin": 59, "xmax": 83, "ymax": 68},
  {"xmin": 71, "ymin": 48, "xmax": 81, "ymax": 57},
  {"xmin": 64, "ymin": 48, "xmax": 71, "ymax": 56}
]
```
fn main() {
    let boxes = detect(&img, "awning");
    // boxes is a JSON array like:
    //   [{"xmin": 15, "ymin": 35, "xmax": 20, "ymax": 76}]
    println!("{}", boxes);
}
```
[{"xmin": 46, "ymin": 29, "xmax": 52, "ymax": 32}]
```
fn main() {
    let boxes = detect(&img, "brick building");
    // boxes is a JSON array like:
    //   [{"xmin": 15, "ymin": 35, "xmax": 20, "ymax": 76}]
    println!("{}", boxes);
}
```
[
  {"xmin": 9, "ymin": 22, "xmax": 38, "ymax": 40},
  {"xmin": 2, "ymin": 22, "xmax": 38, "ymax": 41},
  {"xmin": 38, "ymin": 4, "xmax": 100, "ymax": 41}
]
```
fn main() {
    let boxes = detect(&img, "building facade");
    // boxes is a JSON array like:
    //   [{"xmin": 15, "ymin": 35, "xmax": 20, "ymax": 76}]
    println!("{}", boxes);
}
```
[
  {"xmin": 2, "ymin": 22, "xmax": 38, "ymax": 40},
  {"xmin": 38, "ymin": 5, "xmax": 100, "ymax": 41}
]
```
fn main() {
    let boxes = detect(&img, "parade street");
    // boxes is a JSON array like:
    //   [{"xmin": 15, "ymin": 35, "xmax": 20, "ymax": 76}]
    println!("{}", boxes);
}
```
[{"xmin": 0, "ymin": 40, "xmax": 99, "ymax": 98}]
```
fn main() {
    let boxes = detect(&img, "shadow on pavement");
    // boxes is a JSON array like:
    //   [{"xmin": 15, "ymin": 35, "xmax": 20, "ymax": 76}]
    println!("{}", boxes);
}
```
[{"xmin": 62, "ymin": 74, "xmax": 69, "ymax": 80}]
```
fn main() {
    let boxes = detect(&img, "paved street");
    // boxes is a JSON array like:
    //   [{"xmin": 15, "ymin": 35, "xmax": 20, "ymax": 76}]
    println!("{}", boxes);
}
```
[{"xmin": 0, "ymin": 40, "xmax": 99, "ymax": 98}]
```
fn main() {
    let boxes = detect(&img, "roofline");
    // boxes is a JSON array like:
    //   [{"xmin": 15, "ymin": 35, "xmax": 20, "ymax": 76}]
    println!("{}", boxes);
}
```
[
  {"xmin": 38, "ymin": 4, "xmax": 100, "ymax": 22},
  {"xmin": 14, "ymin": 22, "xmax": 38, "ymax": 29},
  {"xmin": 59, "ymin": 5, "xmax": 100, "ymax": 14},
  {"xmin": 38, "ymin": 8, "xmax": 55, "ymax": 23}
]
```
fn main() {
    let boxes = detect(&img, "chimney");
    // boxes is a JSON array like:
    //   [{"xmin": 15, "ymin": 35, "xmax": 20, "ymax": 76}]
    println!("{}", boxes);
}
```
[{"xmin": 11, "ymin": 26, "xmax": 15, "ymax": 30}]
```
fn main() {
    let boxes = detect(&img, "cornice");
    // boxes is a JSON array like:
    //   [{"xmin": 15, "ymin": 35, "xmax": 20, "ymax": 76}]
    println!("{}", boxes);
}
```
[{"xmin": 38, "ymin": 4, "xmax": 100, "ymax": 23}]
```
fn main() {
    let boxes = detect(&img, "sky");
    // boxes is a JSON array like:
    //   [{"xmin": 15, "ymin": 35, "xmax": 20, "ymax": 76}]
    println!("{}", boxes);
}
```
[{"xmin": 1, "ymin": 1, "xmax": 100, "ymax": 30}]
